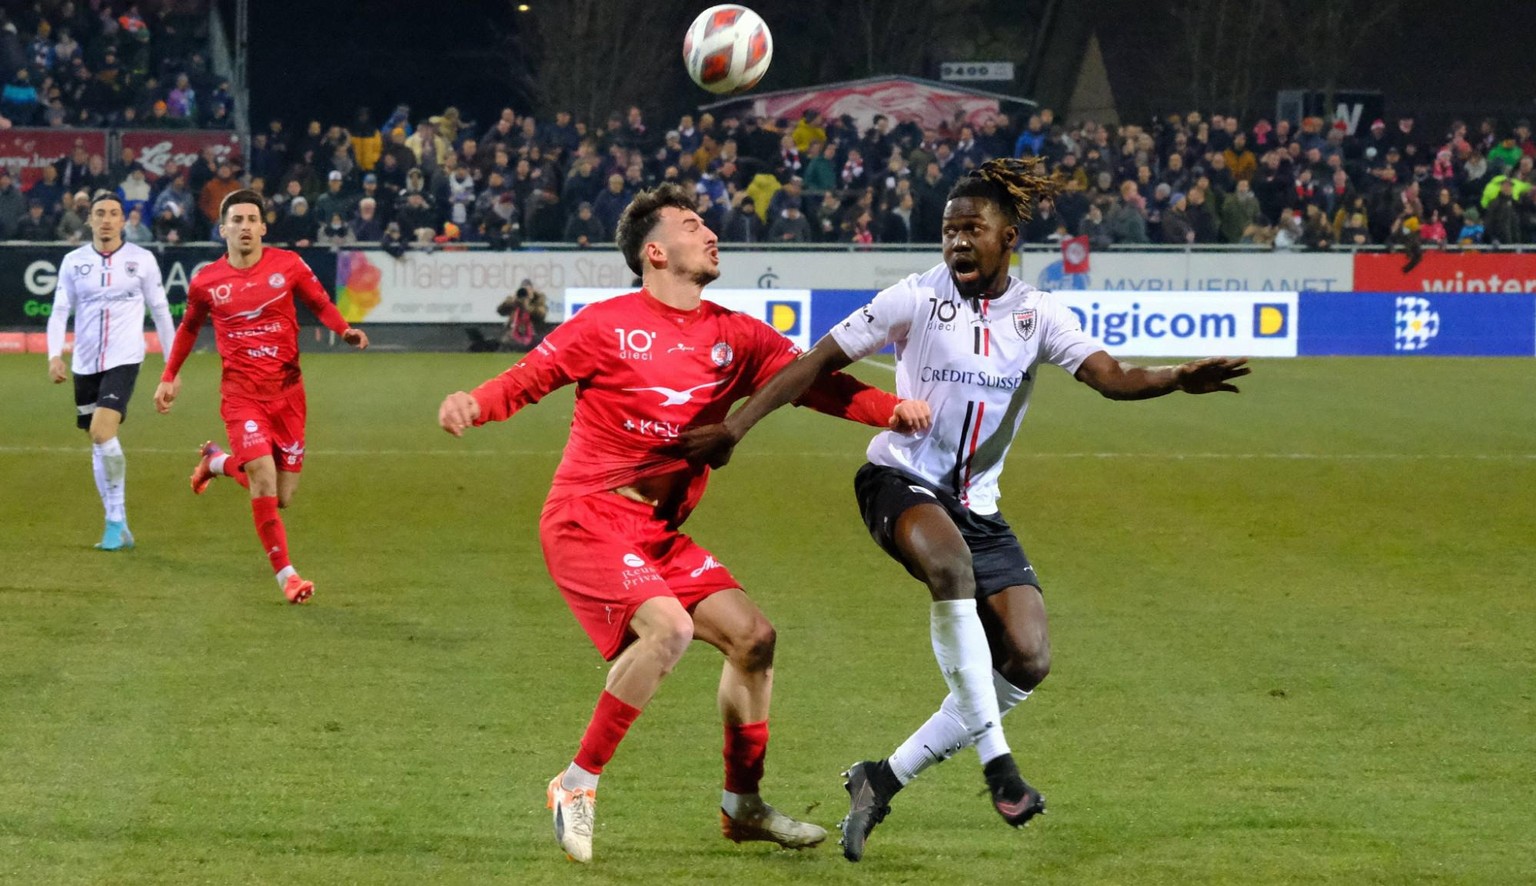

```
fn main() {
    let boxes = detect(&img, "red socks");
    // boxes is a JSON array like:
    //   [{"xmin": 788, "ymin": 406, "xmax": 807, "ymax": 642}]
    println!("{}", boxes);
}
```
[
  {"xmin": 567, "ymin": 695, "xmax": 768, "ymax": 791},
  {"xmin": 224, "ymin": 458, "xmax": 249, "ymax": 488},
  {"xmin": 251, "ymin": 495, "xmax": 290, "ymax": 573},
  {"xmin": 723, "ymin": 720, "xmax": 769, "ymax": 794},
  {"xmin": 573, "ymin": 690, "xmax": 642, "ymax": 775}
]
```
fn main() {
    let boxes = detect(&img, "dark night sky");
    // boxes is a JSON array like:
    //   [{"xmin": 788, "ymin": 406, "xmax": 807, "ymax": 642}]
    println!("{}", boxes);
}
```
[
  {"xmin": 247, "ymin": 0, "xmax": 1536, "ymax": 131},
  {"xmin": 246, "ymin": 0, "xmax": 530, "ymax": 131}
]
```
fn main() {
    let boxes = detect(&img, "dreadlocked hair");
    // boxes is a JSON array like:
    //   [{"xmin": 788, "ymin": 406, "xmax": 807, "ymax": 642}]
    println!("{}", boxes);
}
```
[{"xmin": 946, "ymin": 157, "xmax": 1059, "ymax": 226}]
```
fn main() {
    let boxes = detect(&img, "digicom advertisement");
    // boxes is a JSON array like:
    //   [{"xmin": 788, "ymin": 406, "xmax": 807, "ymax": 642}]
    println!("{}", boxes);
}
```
[{"xmin": 1052, "ymin": 291, "xmax": 1298, "ymax": 357}]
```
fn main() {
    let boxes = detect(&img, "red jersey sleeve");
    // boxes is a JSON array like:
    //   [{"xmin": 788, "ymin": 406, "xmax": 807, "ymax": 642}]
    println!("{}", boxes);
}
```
[
  {"xmin": 161, "ymin": 281, "xmax": 210, "ymax": 382},
  {"xmin": 290, "ymin": 254, "xmax": 351, "ymax": 335},
  {"xmin": 470, "ymin": 312, "xmax": 601, "ymax": 424},
  {"xmin": 742, "ymin": 319, "xmax": 899, "ymax": 429}
]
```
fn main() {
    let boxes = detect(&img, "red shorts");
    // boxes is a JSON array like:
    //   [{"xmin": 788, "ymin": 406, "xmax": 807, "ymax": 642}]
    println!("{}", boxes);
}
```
[
  {"xmin": 221, "ymin": 388, "xmax": 307, "ymax": 473},
  {"xmin": 540, "ymin": 493, "xmax": 741, "ymax": 660}
]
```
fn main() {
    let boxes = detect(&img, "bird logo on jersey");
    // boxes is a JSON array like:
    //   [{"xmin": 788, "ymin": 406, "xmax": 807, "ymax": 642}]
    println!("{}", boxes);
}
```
[
  {"xmin": 233, "ymin": 292, "xmax": 288, "ymax": 321},
  {"xmin": 125, "ymin": 262, "xmax": 138, "ymax": 276},
  {"xmin": 711, "ymin": 342, "xmax": 734, "ymax": 368},
  {"xmin": 1012, "ymin": 309, "xmax": 1037, "ymax": 340},
  {"xmin": 624, "ymin": 380, "xmax": 726, "ymax": 406}
]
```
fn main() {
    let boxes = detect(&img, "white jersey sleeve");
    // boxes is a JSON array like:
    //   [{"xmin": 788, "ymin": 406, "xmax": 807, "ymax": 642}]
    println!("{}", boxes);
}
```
[
  {"xmin": 140, "ymin": 250, "xmax": 176, "ymax": 361},
  {"xmin": 46, "ymin": 258, "xmax": 75, "ymax": 360},
  {"xmin": 828, "ymin": 273, "xmax": 920, "ymax": 360},
  {"xmin": 1035, "ymin": 291, "xmax": 1100, "ymax": 375}
]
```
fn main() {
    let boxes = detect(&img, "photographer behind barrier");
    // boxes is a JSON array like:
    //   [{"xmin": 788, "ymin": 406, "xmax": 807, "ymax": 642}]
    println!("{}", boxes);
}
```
[{"xmin": 468, "ymin": 279, "xmax": 549, "ymax": 352}]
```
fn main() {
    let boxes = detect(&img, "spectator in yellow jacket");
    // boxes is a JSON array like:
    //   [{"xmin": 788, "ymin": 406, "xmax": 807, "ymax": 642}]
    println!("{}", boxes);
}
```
[
  {"xmin": 350, "ymin": 108, "xmax": 383, "ymax": 172},
  {"xmin": 791, "ymin": 109, "xmax": 827, "ymax": 153}
]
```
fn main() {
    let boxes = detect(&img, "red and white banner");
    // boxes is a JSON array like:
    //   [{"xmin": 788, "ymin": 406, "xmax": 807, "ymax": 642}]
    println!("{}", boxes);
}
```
[
  {"xmin": 1061, "ymin": 235, "xmax": 1090, "ymax": 274},
  {"xmin": 1354, "ymin": 252, "xmax": 1536, "ymax": 293},
  {"xmin": 0, "ymin": 128, "xmax": 109, "ymax": 187},
  {"xmin": 731, "ymin": 76, "xmax": 1005, "ymax": 133},
  {"xmin": 121, "ymin": 130, "xmax": 244, "ymax": 181}
]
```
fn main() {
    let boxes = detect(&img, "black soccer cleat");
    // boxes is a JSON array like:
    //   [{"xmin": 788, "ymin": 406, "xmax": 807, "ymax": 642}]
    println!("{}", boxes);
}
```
[
  {"xmin": 838, "ymin": 760, "xmax": 900, "ymax": 862},
  {"xmin": 983, "ymin": 754, "xmax": 1046, "ymax": 827}
]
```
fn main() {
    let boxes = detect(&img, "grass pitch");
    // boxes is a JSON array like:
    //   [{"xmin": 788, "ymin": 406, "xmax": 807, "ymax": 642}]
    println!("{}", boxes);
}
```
[{"xmin": 1, "ymin": 352, "xmax": 1533, "ymax": 884}]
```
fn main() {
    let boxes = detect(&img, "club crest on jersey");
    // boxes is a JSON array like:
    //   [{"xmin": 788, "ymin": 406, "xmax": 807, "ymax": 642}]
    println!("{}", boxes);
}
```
[
  {"xmin": 711, "ymin": 341, "xmax": 734, "ymax": 368},
  {"xmin": 125, "ymin": 261, "xmax": 138, "ymax": 276},
  {"xmin": 268, "ymin": 273, "xmax": 286, "ymax": 288},
  {"xmin": 1012, "ymin": 309, "xmax": 1037, "ymax": 340}
]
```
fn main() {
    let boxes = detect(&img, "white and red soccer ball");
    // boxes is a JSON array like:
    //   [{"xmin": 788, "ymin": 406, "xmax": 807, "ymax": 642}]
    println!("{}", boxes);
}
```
[{"xmin": 683, "ymin": 4, "xmax": 773, "ymax": 95}]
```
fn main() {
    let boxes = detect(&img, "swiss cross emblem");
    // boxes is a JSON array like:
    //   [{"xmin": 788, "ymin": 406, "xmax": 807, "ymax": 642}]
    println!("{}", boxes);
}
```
[{"xmin": 1012, "ymin": 309, "xmax": 1037, "ymax": 340}]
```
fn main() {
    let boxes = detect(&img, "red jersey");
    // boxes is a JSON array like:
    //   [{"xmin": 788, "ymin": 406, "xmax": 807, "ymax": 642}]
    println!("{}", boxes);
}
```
[
  {"xmin": 471, "ymin": 290, "xmax": 899, "ymax": 524},
  {"xmin": 163, "ymin": 247, "xmax": 350, "ymax": 399}
]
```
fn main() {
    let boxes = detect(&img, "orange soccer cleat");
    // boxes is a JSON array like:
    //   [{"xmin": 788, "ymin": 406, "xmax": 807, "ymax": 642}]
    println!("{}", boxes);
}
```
[
  {"xmin": 190, "ymin": 440, "xmax": 223, "ymax": 494},
  {"xmin": 283, "ymin": 574, "xmax": 314, "ymax": 604}
]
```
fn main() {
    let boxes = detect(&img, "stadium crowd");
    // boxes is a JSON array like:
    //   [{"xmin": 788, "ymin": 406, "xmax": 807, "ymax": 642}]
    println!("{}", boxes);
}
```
[
  {"xmin": 0, "ymin": 2, "xmax": 230, "ymax": 131},
  {"xmin": 1, "ymin": 0, "xmax": 1533, "ymax": 254},
  {"xmin": 186, "ymin": 103, "xmax": 1536, "ymax": 252}
]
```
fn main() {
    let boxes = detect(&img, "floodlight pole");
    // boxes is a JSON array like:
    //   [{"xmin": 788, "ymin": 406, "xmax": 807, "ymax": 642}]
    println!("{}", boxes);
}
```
[{"xmin": 234, "ymin": 0, "xmax": 250, "ymax": 136}]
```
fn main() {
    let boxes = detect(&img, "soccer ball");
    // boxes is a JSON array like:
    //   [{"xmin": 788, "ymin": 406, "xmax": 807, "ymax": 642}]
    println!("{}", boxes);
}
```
[{"xmin": 683, "ymin": 4, "xmax": 773, "ymax": 95}]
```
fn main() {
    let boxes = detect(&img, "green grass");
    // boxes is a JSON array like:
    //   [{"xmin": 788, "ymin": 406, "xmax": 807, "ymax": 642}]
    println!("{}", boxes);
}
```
[{"xmin": 1, "ymin": 352, "xmax": 1533, "ymax": 884}]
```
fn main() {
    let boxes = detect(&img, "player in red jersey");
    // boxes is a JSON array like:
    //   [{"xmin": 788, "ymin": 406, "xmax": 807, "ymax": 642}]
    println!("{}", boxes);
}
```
[
  {"xmin": 438, "ymin": 183, "xmax": 930, "ymax": 863},
  {"xmin": 153, "ymin": 189, "xmax": 368, "ymax": 604}
]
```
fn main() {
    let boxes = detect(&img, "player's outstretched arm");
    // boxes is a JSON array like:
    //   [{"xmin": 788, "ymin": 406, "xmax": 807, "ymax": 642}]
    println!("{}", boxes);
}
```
[
  {"xmin": 438, "ymin": 391, "xmax": 481, "ymax": 437},
  {"xmin": 1074, "ymin": 352, "xmax": 1250, "ymax": 400},
  {"xmin": 670, "ymin": 335, "xmax": 857, "ymax": 468}
]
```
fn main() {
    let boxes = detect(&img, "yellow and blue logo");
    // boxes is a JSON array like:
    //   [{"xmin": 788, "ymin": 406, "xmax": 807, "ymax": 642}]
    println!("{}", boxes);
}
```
[
  {"xmin": 1253, "ymin": 303, "xmax": 1289, "ymax": 338},
  {"xmin": 766, "ymin": 300, "xmax": 801, "ymax": 336}
]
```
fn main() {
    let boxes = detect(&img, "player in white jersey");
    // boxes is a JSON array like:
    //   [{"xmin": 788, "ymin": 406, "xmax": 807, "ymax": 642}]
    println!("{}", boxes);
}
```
[
  {"xmin": 674, "ymin": 159, "xmax": 1249, "ymax": 860},
  {"xmin": 46, "ymin": 192, "xmax": 177, "ymax": 551}
]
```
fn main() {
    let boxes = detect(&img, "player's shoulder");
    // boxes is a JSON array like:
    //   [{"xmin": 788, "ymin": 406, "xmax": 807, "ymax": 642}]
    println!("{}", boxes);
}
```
[
  {"xmin": 891, "ymin": 262, "xmax": 951, "ymax": 301},
  {"xmin": 59, "ymin": 243, "xmax": 96, "ymax": 263},
  {"xmin": 698, "ymin": 296, "xmax": 752, "ymax": 326},
  {"xmin": 117, "ymin": 242, "xmax": 159, "ymax": 267},
  {"xmin": 1001, "ymin": 275, "xmax": 1048, "ymax": 306},
  {"xmin": 571, "ymin": 290, "xmax": 645, "ymax": 322},
  {"xmin": 189, "ymin": 254, "xmax": 231, "ymax": 286},
  {"xmin": 264, "ymin": 246, "xmax": 308, "ymax": 269}
]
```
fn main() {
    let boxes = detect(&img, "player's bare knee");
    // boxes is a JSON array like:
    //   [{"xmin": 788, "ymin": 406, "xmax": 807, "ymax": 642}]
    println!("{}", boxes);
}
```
[
  {"xmin": 731, "ymin": 618, "xmax": 776, "ymax": 672},
  {"xmin": 998, "ymin": 647, "xmax": 1050, "ymax": 690},
  {"xmin": 923, "ymin": 554, "xmax": 975, "ymax": 601},
  {"xmin": 88, "ymin": 429, "xmax": 114, "ymax": 446},
  {"xmin": 649, "ymin": 619, "xmax": 694, "ymax": 669}
]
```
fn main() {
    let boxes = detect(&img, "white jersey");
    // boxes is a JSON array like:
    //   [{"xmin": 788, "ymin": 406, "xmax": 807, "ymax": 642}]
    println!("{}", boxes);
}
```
[
  {"xmin": 47, "ymin": 242, "xmax": 176, "ymax": 374},
  {"xmin": 830, "ymin": 263, "xmax": 1100, "ymax": 515}
]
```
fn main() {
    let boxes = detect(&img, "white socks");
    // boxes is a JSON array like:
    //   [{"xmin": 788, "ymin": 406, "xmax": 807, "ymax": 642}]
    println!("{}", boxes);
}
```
[
  {"xmin": 890, "ymin": 669, "xmax": 1032, "ymax": 785},
  {"xmin": 561, "ymin": 761, "xmax": 599, "ymax": 792},
  {"xmin": 91, "ymin": 437, "xmax": 126, "ymax": 523},
  {"xmin": 209, "ymin": 453, "xmax": 229, "ymax": 476},
  {"xmin": 720, "ymin": 790, "xmax": 759, "ymax": 818},
  {"xmin": 275, "ymin": 565, "xmax": 297, "ymax": 588},
  {"xmin": 929, "ymin": 599, "xmax": 1008, "ymax": 765}
]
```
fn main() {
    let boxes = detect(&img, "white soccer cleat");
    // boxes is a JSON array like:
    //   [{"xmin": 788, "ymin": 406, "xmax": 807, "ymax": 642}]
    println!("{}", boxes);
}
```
[
  {"xmin": 721, "ymin": 794, "xmax": 828, "ymax": 849},
  {"xmin": 547, "ymin": 774, "xmax": 596, "ymax": 863}
]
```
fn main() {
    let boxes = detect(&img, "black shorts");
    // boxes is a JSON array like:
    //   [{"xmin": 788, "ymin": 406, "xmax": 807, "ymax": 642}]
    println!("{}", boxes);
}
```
[
  {"xmin": 73, "ymin": 363, "xmax": 140, "ymax": 430},
  {"xmin": 854, "ymin": 462, "xmax": 1040, "ymax": 599}
]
